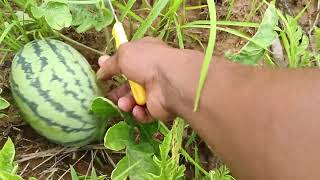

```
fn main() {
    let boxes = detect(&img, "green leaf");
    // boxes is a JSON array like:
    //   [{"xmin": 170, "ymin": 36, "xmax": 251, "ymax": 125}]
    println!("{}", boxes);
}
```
[
  {"xmin": 0, "ymin": 23, "xmax": 15, "ymax": 45},
  {"xmin": 316, "ymin": 27, "xmax": 320, "ymax": 50},
  {"xmin": 204, "ymin": 166, "xmax": 234, "ymax": 180},
  {"xmin": 109, "ymin": 130, "xmax": 159, "ymax": 180},
  {"xmin": 111, "ymin": 156, "xmax": 129, "ymax": 180},
  {"xmin": 227, "ymin": 4, "xmax": 278, "ymax": 65},
  {"xmin": 277, "ymin": 11, "xmax": 313, "ymax": 68},
  {"xmin": 91, "ymin": 97, "xmax": 122, "ymax": 119},
  {"xmin": 0, "ymin": 113, "xmax": 7, "ymax": 118},
  {"xmin": 44, "ymin": 2, "xmax": 72, "ymax": 30},
  {"xmin": 119, "ymin": 0, "xmax": 136, "ymax": 22},
  {"xmin": 0, "ymin": 171, "xmax": 23, "ymax": 180},
  {"xmin": 70, "ymin": 166, "xmax": 79, "ymax": 180},
  {"xmin": 126, "ymin": 143, "xmax": 159, "ymax": 180},
  {"xmin": 0, "ymin": 97, "xmax": 10, "ymax": 110},
  {"xmin": 29, "ymin": 177, "xmax": 37, "ymax": 180},
  {"xmin": 193, "ymin": 0, "xmax": 217, "ymax": 111},
  {"xmin": 132, "ymin": 0, "xmax": 170, "ymax": 40},
  {"xmin": 75, "ymin": 22, "xmax": 93, "ymax": 33},
  {"xmin": 0, "ymin": 138, "xmax": 15, "ymax": 173},
  {"xmin": 159, "ymin": 129, "xmax": 172, "ymax": 161},
  {"xmin": 15, "ymin": 11, "xmax": 32, "ymax": 21},
  {"xmin": 70, "ymin": 3, "xmax": 113, "ymax": 33},
  {"xmin": 171, "ymin": 118, "xmax": 184, "ymax": 163},
  {"xmin": 94, "ymin": 8, "xmax": 113, "ymax": 31},
  {"xmin": 91, "ymin": 167, "xmax": 98, "ymax": 180},
  {"xmin": 146, "ymin": 130, "xmax": 185, "ymax": 180},
  {"xmin": 30, "ymin": 6, "xmax": 45, "ymax": 18},
  {"xmin": 31, "ymin": 1, "xmax": 72, "ymax": 30},
  {"xmin": 104, "ymin": 121, "xmax": 131, "ymax": 151}
]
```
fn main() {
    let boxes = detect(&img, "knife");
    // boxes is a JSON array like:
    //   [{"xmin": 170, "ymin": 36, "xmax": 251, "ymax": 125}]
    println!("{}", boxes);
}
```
[{"xmin": 105, "ymin": 0, "xmax": 147, "ymax": 106}]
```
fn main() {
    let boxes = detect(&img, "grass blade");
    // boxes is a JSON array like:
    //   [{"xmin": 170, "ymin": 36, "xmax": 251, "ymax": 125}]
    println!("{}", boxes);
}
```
[
  {"xmin": 173, "ymin": 15, "xmax": 184, "ymax": 49},
  {"xmin": 226, "ymin": 0, "xmax": 235, "ymax": 20},
  {"xmin": 193, "ymin": 0, "xmax": 217, "ymax": 111},
  {"xmin": 183, "ymin": 20, "xmax": 260, "ymax": 28},
  {"xmin": 70, "ymin": 166, "xmax": 79, "ymax": 180},
  {"xmin": 113, "ymin": 1, "xmax": 146, "ymax": 24},
  {"xmin": 0, "ymin": 23, "xmax": 15, "ymax": 44},
  {"xmin": 119, "ymin": 0, "xmax": 136, "ymax": 22},
  {"xmin": 132, "ymin": 0, "xmax": 170, "ymax": 40}
]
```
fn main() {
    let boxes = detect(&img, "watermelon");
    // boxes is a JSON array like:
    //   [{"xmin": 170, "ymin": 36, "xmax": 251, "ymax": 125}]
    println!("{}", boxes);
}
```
[{"xmin": 10, "ymin": 39, "xmax": 106, "ymax": 147}]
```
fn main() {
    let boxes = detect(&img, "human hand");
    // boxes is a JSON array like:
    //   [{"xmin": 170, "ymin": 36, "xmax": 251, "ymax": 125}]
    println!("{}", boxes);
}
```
[{"xmin": 97, "ymin": 37, "xmax": 179, "ymax": 123}]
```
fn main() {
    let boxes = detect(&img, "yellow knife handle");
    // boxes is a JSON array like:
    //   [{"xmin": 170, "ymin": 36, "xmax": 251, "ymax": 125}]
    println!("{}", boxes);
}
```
[{"xmin": 112, "ymin": 22, "xmax": 147, "ymax": 105}]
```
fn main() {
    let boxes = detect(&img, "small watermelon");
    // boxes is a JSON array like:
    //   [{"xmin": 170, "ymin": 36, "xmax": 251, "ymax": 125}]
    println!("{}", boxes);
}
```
[{"xmin": 10, "ymin": 39, "xmax": 106, "ymax": 147}]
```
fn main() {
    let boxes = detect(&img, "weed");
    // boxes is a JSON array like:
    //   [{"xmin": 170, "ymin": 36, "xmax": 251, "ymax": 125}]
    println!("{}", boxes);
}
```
[
  {"xmin": 0, "ymin": 88, "xmax": 9, "ymax": 118},
  {"xmin": 1, "ymin": 0, "xmax": 318, "ymax": 180},
  {"xmin": 0, "ymin": 138, "xmax": 23, "ymax": 179}
]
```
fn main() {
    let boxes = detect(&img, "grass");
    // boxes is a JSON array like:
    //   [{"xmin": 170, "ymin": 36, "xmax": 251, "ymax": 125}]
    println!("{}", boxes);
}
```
[
  {"xmin": 0, "ymin": 0, "xmax": 319, "ymax": 179},
  {"xmin": 194, "ymin": 0, "xmax": 217, "ymax": 111}
]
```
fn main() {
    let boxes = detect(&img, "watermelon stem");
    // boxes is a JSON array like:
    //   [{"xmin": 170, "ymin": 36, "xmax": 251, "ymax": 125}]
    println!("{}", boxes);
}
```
[{"xmin": 56, "ymin": 31, "xmax": 105, "ymax": 56}]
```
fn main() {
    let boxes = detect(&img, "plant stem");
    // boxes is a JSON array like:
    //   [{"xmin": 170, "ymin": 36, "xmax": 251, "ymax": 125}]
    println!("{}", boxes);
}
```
[
  {"xmin": 159, "ymin": 121, "xmax": 209, "ymax": 176},
  {"xmin": 56, "ymin": 32, "xmax": 105, "ymax": 55}
]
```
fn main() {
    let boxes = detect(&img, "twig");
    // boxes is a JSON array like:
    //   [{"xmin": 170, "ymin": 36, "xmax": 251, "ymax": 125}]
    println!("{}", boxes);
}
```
[
  {"xmin": 84, "ymin": 150, "xmax": 97, "ymax": 178},
  {"xmin": 42, "ymin": 152, "xmax": 70, "ymax": 179},
  {"xmin": 39, "ymin": 168, "xmax": 58, "ymax": 180},
  {"xmin": 32, "ymin": 148, "xmax": 66, "ymax": 171},
  {"xmin": 103, "ymin": 149, "xmax": 116, "ymax": 168},
  {"xmin": 308, "ymin": 0, "xmax": 320, "ymax": 35},
  {"xmin": 17, "ymin": 144, "xmax": 105, "ymax": 163},
  {"xmin": 308, "ymin": 0, "xmax": 320, "ymax": 61},
  {"xmin": 57, "ymin": 150, "xmax": 89, "ymax": 180},
  {"xmin": 19, "ymin": 162, "xmax": 29, "ymax": 176}
]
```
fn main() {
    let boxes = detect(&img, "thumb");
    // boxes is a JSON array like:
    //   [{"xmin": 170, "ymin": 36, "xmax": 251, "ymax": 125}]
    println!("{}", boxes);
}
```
[{"xmin": 97, "ymin": 55, "xmax": 120, "ymax": 80}]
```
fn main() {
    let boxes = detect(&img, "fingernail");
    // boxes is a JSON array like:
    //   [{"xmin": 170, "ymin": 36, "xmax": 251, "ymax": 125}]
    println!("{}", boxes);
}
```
[
  {"xmin": 96, "ymin": 68, "xmax": 105, "ymax": 80},
  {"xmin": 98, "ymin": 55, "xmax": 110, "ymax": 67}
]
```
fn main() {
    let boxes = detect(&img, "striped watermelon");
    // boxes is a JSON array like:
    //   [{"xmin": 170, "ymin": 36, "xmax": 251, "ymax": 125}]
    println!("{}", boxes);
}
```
[{"xmin": 10, "ymin": 39, "xmax": 106, "ymax": 146}]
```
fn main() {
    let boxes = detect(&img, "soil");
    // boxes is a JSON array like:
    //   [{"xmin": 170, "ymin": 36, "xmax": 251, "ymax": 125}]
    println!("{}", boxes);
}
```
[{"xmin": 0, "ymin": 0, "xmax": 318, "ymax": 179}]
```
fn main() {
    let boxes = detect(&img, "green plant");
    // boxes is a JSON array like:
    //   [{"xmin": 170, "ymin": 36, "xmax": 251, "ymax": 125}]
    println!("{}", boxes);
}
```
[
  {"xmin": 227, "ymin": 4, "xmax": 278, "ymax": 65},
  {"xmin": 0, "ymin": 138, "xmax": 23, "ymax": 180},
  {"xmin": 277, "ymin": 8, "xmax": 314, "ymax": 68},
  {"xmin": 226, "ymin": 0, "xmax": 235, "ymax": 20},
  {"xmin": 31, "ymin": 0, "xmax": 72, "ymax": 30},
  {"xmin": 31, "ymin": 0, "xmax": 114, "ymax": 33},
  {"xmin": 0, "ymin": 88, "xmax": 9, "ymax": 118},
  {"xmin": 205, "ymin": 165, "xmax": 234, "ymax": 180},
  {"xmin": 194, "ymin": 0, "xmax": 217, "ymax": 111},
  {"xmin": 70, "ymin": 166, "xmax": 106, "ymax": 180},
  {"xmin": 0, "ymin": 0, "xmax": 113, "ymax": 56},
  {"xmin": 316, "ymin": 27, "xmax": 320, "ymax": 50}
]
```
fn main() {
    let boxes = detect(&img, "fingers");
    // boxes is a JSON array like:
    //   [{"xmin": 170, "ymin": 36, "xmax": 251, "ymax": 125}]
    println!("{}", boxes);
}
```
[
  {"xmin": 97, "ymin": 55, "xmax": 120, "ymax": 80},
  {"xmin": 98, "ymin": 55, "xmax": 109, "ymax": 66},
  {"xmin": 107, "ymin": 84, "xmax": 131, "ymax": 103},
  {"xmin": 132, "ymin": 106, "xmax": 153, "ymax": 123},
  {"xmin": 108, "ymin": 85, "xmax": 153, "ymax": 122},
  {"xmin": 118, "ymin": 94, "xmax": 135, "ymax": 112}
]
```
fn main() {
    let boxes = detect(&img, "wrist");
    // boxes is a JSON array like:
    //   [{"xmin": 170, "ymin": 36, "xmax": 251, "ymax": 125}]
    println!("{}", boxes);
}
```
[{"xmin": 158, "ymin": 49, "xmax": 204, "ymax": 116}]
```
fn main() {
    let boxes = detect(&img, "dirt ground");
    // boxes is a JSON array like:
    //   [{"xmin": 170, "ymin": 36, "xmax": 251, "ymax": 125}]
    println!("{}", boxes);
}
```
[{"xmin": 0, "ymin": 0, "xmax": 318, "ymax": 179}]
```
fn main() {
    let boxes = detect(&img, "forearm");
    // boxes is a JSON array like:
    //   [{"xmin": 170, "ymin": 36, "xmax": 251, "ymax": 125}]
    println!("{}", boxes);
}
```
[{"xmin": 162, "ymin": 50, "xmax": 320, "ymax": 180}]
